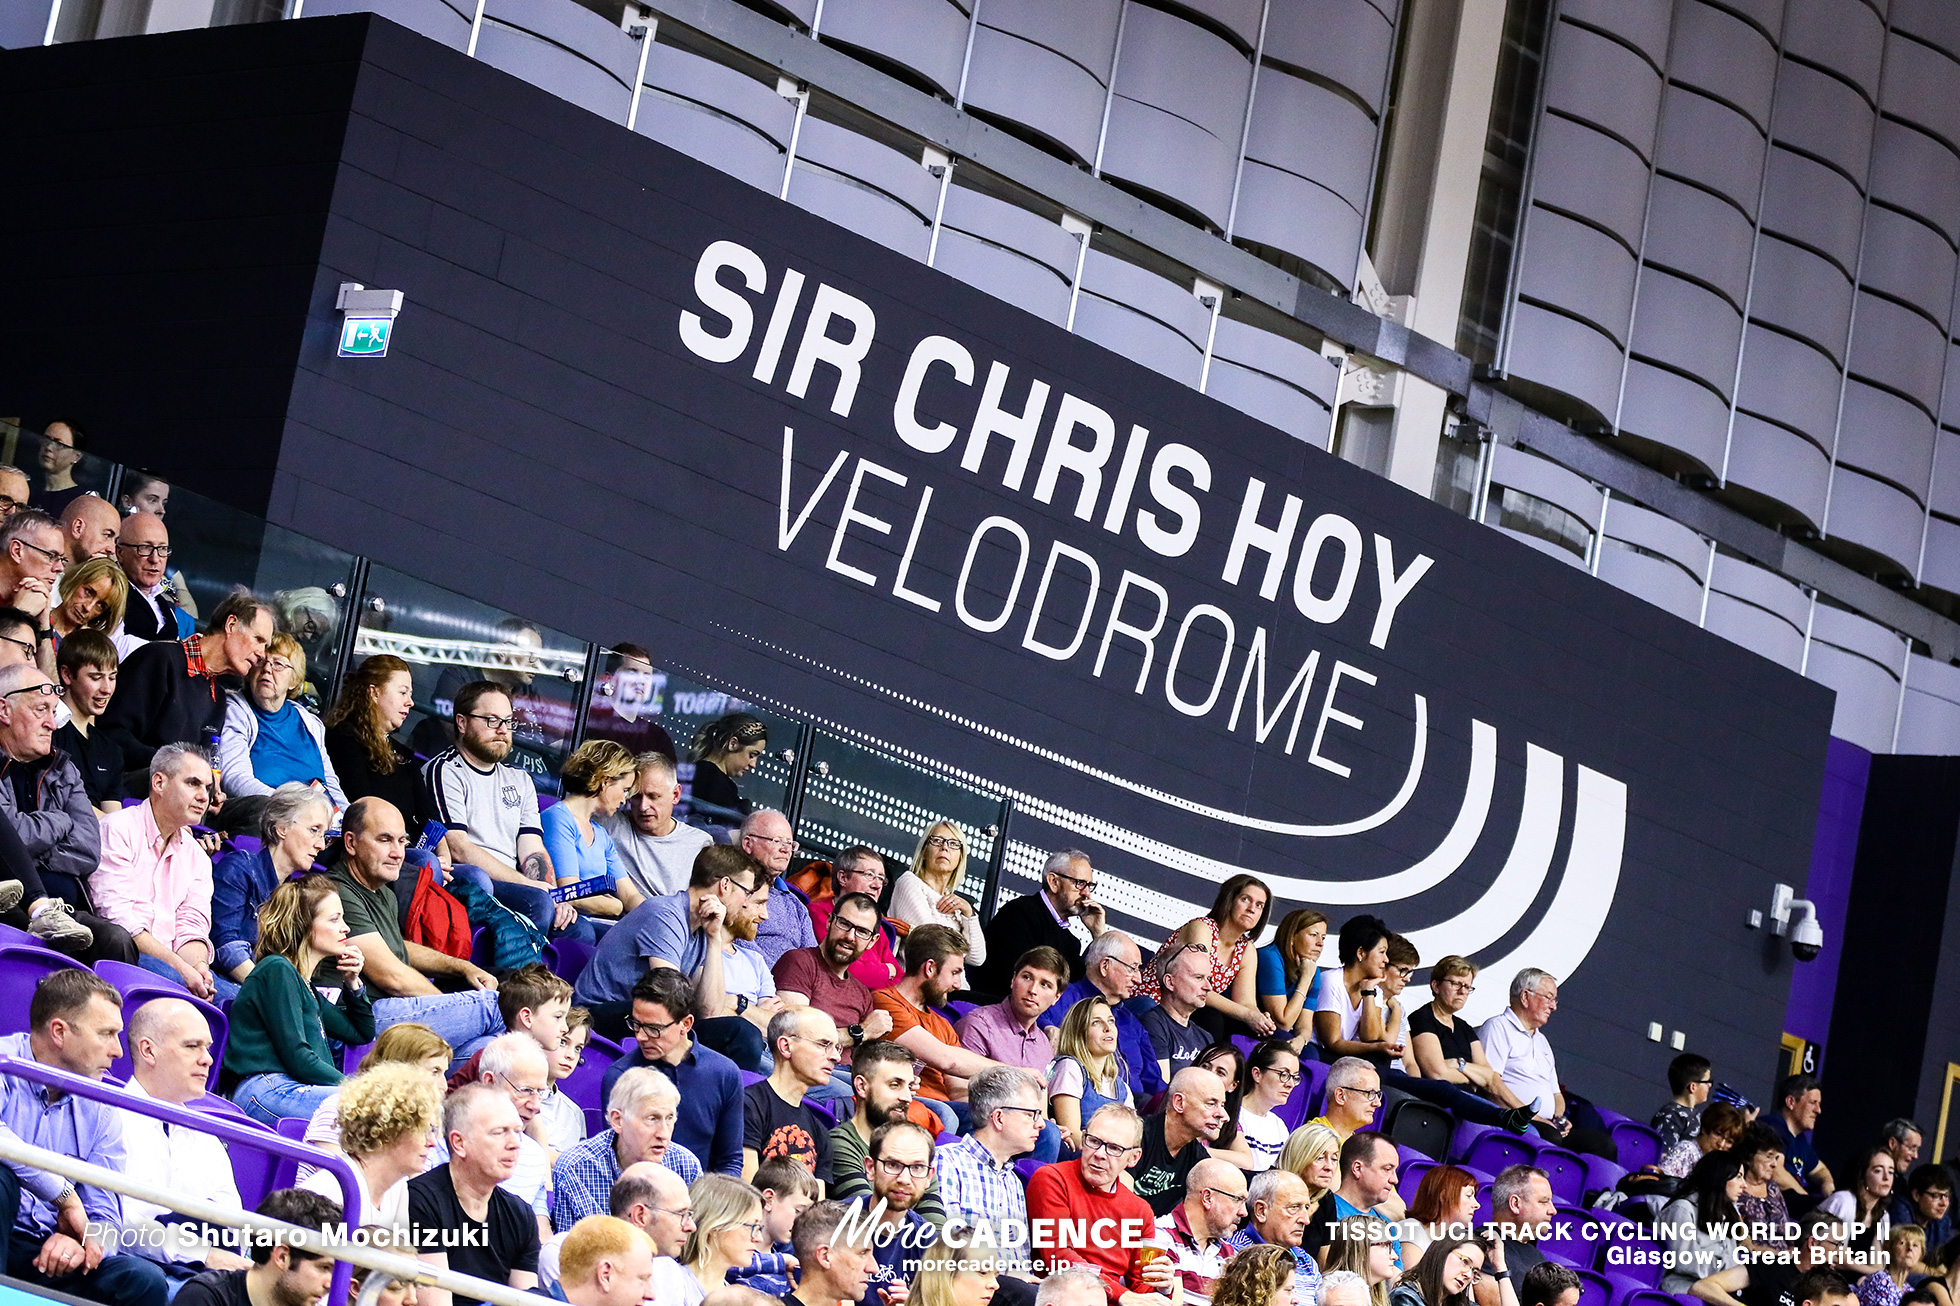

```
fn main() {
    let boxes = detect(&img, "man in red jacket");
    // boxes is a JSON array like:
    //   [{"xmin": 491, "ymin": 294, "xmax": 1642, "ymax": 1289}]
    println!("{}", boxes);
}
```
[{"xmin": 1026, "ymin": 1103, "xmax": 1180, "ymax": 1306}]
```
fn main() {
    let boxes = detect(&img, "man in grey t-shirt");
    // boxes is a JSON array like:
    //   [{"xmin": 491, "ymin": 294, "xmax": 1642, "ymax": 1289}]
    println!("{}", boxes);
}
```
[{"xmin": 600, "ymin": 752, "xmax": 712, "ymax": 907}]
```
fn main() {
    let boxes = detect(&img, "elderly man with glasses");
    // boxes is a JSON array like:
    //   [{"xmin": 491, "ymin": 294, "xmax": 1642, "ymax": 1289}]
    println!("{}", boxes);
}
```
[
  {"xmin": 1040, "ymin": 928, "xmax": 1167, "ymax": 1103},
  {"xmin": 112, "ymin": 512, "xmax": 185, "ymax": 646},
  {"xmin": 1479, "ymin": 970, "xmax": 1618, "ymax": 1159},
  {"xmin": 434, "ymin": 1033, "xmax": 558, "ymax": 1241},
  {"xmin": 553, "ymin": 1069, "xmax": 704, "ymax": 1230},
  {"xmin": 977, "ymin": 848, "xmax": 1106, "ymax": 992},
  {"xmin": 1028, "ymin": 1102, "xmax": 1179, "ymax": 1306},
  {"xmin": 0, "ymin": 661, "xmax": 120, "ymax": 956},
  {"xmin": 740, "ymin": 808, "xmax": 817, "ymax": 969},
  {"xmin": 0, "ymin": 510, "xmax": 67, "ymax": 647},
  {"xmin": 1160, "ymin": 1157, "xmax": 1247, "ymax": 1306},
  {"xmin": 743, "ymin": 1006, "xmax": 841, "ymax": 1188}
]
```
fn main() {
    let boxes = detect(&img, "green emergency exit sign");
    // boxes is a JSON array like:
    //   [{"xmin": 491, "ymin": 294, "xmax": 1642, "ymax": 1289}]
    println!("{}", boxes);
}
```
[{"xmin": 338, "ymin": 316, "xmax": 393, "ymax": 357}]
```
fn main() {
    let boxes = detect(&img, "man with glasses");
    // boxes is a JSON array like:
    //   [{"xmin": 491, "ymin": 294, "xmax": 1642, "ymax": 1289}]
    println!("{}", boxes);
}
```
[
  {"xmin": 0, "ymin": 466, "xmax": 30, "ymax": 523},
  {"xmin": 740, "ymin": 808, "xmax": 817, "ymax": 969},
  {"xmin": 440, "ymin": 1034, "xmax": 557, "ymax": 1239},
  {"xmin": 0, "ymin": 660, "xmax": 117, "ymax": 955},
  {"xmin": 102, "ymin": 590, "xmax": 272, "ymax": 789},
  {"xmin": 0, "ymin": 510, "xmax": 66, "ymax": 644},
  {"xmin": 806, "ymin": 847, "xmax": 906, "ymax": 990},
  {"xmin": 1159, "ymin": 1157, "xmax": 1245, "ymax": 1306},
  {"xmin": 776, "ymin": 891, "xmax": 897, "ymax": 1096},
  {"xmin": 743, "ymin": 1007, "xmax": 841, "ymax": 1189},
  {"xmin": 112, "ymin": 512, "xmax": 184, "ymax": 645},
  {"xmin": 1653, "ymin": 1053, "xmax": 1713, "ymax": 1153},
  {"xmin": 426, "ymin": 679, "xmax": 579, "ymax": 943},
  {"xmin": 539, "ymin": 1162, "xmax": 693, "ymax": 1293},
  {"xmin": 1309, "ymin": 1057, "xmax": 1382, "ymax": 1144},
  {"xmin": 1040, "ymin": 930, "xmax": 1166, "ymax": 1103},
  {"xmin": 597, "ymin": 967, "xmax": 745, "ymax": 1176},
  {"xmin": 90, "ymin": 741, "xmax": 235, "ymax": 1000},
  {"xmin": 1224, "ymin": 1170, "xmax": 1321, "ymax": 1306},
  {"xmin": 978, "ymin": 848, "xmax": 1106, "ymax": 992},
  {"xmin": 1027, "ymin": 1103, "xmax": 1177, "ymax": 1306},
  {"xmin": 1479, "ymin": 970, "xmax": 1615, "ymax": 1159},
  {"xmin": 553, "ymin": 1068, "xmax": 704, "ymax": 1229},
  {"xmin": 938, "ymin": 1067, "xmax": 1045, "ymax": 1279},
  {"xmin": 857, "ymin": 1122, "xmax": 937, "ymax": 1306}
]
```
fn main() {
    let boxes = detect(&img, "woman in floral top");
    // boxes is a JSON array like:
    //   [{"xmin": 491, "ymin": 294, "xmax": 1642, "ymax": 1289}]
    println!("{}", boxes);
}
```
[
  {"xmin": 1734, "ymin": 1126, "xmax": 1797, "ymax": 1253},
  {"xmin": 1856, "ymin": 1224, "xmax": 1926, "ymax": 1306}
]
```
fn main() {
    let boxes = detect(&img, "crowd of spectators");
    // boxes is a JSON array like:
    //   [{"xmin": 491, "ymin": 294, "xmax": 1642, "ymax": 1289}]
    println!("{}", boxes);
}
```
[{"xmin": 0, "ymin": 440, "xmax": 1942, "ymax": 1306}]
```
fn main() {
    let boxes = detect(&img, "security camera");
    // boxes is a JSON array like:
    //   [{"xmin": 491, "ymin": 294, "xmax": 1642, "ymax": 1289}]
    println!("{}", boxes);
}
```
[{"xmin": 1788, "ymin": 901, "xmax": 1824, "ymax": 963}]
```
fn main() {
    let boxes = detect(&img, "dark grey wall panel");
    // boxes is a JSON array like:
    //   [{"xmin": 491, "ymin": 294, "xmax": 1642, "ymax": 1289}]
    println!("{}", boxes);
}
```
[
  {"xmin": 1669, "ymin": 0, "xmax": 1778, "ymax": 127},
  {"xmin": 1737, "ymin": 326, "xmax": 1845, "ymax": 450},
  {"xmin": 1533, "ymin": 116, "xmax": 1655, "ymax": 249},
  {"xmin": 1759, "ymin": 146, "xmax": 1867, "ymax": 275},
  {"xmin": 1773, "ymin": 60, "xmax": 1876, "ymax": 183},
  {"xmin": 1619, "ymin": 360, "xmax": 1731, "ymax": 473},
  {"xmin": 820, "ymin": 0, "xmax": 971, "ymax": 98},
  {"xmin": 1630, "ymin": 269, "xmax": 1743, "ymax": 395},
  {"xmin": 1781, "ymin": 0, "xmax": 1886, "ymax": 99},
  {"xmin": 1544, "ymin": 24, "xmax": 1664, "ymax": 159},
  {"xmin": 1934, "ymin": 429, "xmax": 1960, "ymax": 518},
  {"xmin": 1656, "ymin": 87, "xmax": 1767, "ymax": 213},
  {"xmin": 1519, "ymin": 209, "xmax": 1638, "ymax": 344},
  {"xmin": 1870, "ymin": 121, "xmax": 1960, "ymax": 245},
  {"xmin": 1837, "ymin": 380, "xmax": 1937, "ymax": 498},
  {"xmin": 1727, "ymin": 413, "xmax": 1832, "ymax": 525},
  {"xmin": 1848, "ymin": 292, "xmax": 1948, "ymax": 415},
  {"xmin": 1262, "ymin": 0, "xmax": 1397, "ymax": 114},
  {"xmin": 1642, "ymin": 177, "xmax": 1754, "ymax": 307},
  {"xmin": 1891, "ymin": 0, "xmax": 1960, "ymax": 60},
  {"xmin": 1163, "ymin": 0, "xmax": 1264, "ymax": 48},
  {"xmin": 1749, "ymin": 237, "xmax": 1855, "ymax": 362},
  {"xmin": 1880, "ymin": 32, "xmax": 1960, "ymax": 157}
]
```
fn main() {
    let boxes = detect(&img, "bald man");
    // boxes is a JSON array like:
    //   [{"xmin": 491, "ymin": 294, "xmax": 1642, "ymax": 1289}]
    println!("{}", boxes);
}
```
[
  {"xmin": 1160, "ymin": 1157, "xmax": 1245, "ymax": 1306},
  {"xmin": 57, "ymin": 495, "xmax": 119, "ymax": 566},
  {"xmin": 114, "ymin": 512, "xmax": 182, "ymax": 645},
  {"xmin": 539, "ymin": 1162, "xmax": 690, "ymax": 1291},
  {"xmin": 120, "ymin": 999, "xmax": 249, "ymax": 1281},
  {"xmin": 1133, "ymin": 1066, "xmax": 1229, "ymax": 1215}
]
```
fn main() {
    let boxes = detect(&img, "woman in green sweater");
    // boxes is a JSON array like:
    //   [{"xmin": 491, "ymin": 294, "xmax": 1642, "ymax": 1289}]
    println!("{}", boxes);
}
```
[{"xmin": 226, "ymin": 873, "xmax": 376, "ymax": 1124}]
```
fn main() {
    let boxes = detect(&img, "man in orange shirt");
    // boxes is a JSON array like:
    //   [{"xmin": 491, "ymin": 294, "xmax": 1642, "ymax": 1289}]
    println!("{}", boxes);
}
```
[
  {"xmin": 871, "ymin": 924, "xmax": 1006, "ymax": 1133},
  {"xmin": 1026, "ymin": 1103, "xmax": 1180, "ymax": 1306}
]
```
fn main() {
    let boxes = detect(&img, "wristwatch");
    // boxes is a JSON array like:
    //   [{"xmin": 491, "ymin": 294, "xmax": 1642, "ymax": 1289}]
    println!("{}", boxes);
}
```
[
  {"xmin": 847, "ymin": 1023, "xmax": 866, "ymax": 1042},
  {"xmin": 734, "ymin": 995, "xmax": 750, "ymax": 1014}
]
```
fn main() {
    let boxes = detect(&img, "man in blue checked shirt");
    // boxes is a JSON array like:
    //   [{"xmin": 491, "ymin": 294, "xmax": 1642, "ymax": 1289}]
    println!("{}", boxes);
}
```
[
  {"xmin": 936, "ymin": 1067, "xmax": 1044, "ymax": 1279},
  {"xmin": 551, "ymin": 1067, "xmax": 703, "ymax": 1231},
  {"xmin": 0, "ymin": 968, "xmax": 168, "ymax": 1306}
]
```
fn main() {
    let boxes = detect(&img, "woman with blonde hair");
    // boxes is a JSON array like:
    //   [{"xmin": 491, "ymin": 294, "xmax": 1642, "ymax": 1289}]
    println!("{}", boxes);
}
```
[
  {"xmin": 543, "ymin": 738, "xmax": 636, "ymax": 919},
  {"xmin": 1259, "ymin": 908, "xmax": 1329, "ymax": 1052},
  {"xmin": 300, "ymin": 1022, "xmax": 452, "ymax": 1176},
  {"xmin": 296, "ymin": 1061, "xmax": 441, "ymax": 1246},
  {"xmin": 1048, "ymin": 996, "xmax": 1133, "ymax": 1152},
  {"xmin": 223, "ymin": 874, "xmax": 374, "ymax": 1123},
  {"xmin": 50, "ymin": 554, "xmax": 127, "ymax": 646},
  {"xmin": 1320, "ymin": 1216, "xmax": 1401, "ymax": 1306},
  {"xmin": 913, "ymin": 1231, "xmax": 1001, "ymax": 1306},
  {"xmin": 1213, "ymin": 1244, "xmax": 1300, "ymax": 1306},
  {"xmin": 1280, "ymin": 1123, "xmax": 1345, "ymax": 1211},
  {"xmin": 683, "ymin": 1174, "xmax": 770, "ymax": 1304},
  {"xmin": 888, "ymin": 818, "xmax": 986, "ymax": 966}
]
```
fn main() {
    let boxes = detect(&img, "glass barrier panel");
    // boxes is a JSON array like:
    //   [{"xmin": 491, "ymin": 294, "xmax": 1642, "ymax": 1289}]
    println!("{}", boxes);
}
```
[
  {"xmin": 799, "ymin": 728, "xmax": 1003, "ymax": 906},
  {"xmin": 157, "ymin": 484, "xmax": 361, "ymax": 706},
  {"xmin": 353, "ymin": 562, "xmax": 590, "ymax": 793},
  {"xmin": 1, "ymin": 424, "xmax": 118, "ymax": 517},
  {"xmin": 610, "ymin": 663, "xmax": 797, "ymax": 831}
]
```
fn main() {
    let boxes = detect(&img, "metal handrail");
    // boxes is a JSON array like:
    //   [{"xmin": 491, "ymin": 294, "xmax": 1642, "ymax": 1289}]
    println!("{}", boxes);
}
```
[
  {"xmin": 0, "ymin": 1054, "xmax": 364, "ymax": 1305},
  {"xmin": 0, "ymin": 1131, "xmax": 544, "ymax": 1306}
]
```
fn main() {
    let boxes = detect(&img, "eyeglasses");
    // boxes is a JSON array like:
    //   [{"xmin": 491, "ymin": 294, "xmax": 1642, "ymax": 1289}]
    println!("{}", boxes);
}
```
[
  {"xmin": 504, "ymin": 1082, "xmax": 546, "ymax": 1100},
  {"xmin": 262, "ymin": 657, "xmax": 296, "ymax": 676},
  {"xmin": 746, "ymin": 834, "xmax": 798, "ymax": 854},
  {"xmin": 625, "ymin": 1014, "xmax": 685, "ymax": 1039},
  {"xmin": 736, "ymin": 1221, "xmax": 768, "ymax": 1241},
  {"xmin": 1203, "ymin": 1188, "xmax": 1248, "ymax": 1208},
  {"xmin": 1339, "ymin": 1087, "xmax": 1386, "ymax": 1104},
  {"xmin": 1050, "ymin": 868, "xmax": 1094, "ymax": 891},
  {"xmin": 14, "ymin": 539, "xmax": 65, "ymax": 571},
  {"xmin": 923, "ymin": 835, "xmax": 964, "ymax": 853},
  {"xmin": 118, "ymin": 542, "xmax": 171, "ymax": 560},
  {"xmin": 654, "ymin": 1205, "xmax": 695, "ymax": 1225},
  {"xmin": 4, "ymin": 683, "xmax": 60, "ymax": 700},
  {"xmin": 875, "ymin": 1157, "xmax": 933, "ymax": 1180},
  {"xmin": 1267, "ymin": 1069, "xmax": 1303, "ymax": 1085},
  {"xmin": 789, "ymin": 1034, "xmax": 841, "ymax": 1055},
  {"xmin": 832, "ymin": 918, "xmax": 878, "ymax": 942},
  {"xmin": 0, "ymin": 634, "xmax": 32, "ymax": 660},
  {"xmin": 459, "ymin": 712, "xmax": 517, "ymax": 731},
  {"xmin": 1439, "ymin": 978, "xmax": 1476, "ymax": 993},
  {"xmin": 1079, "ymin": 1133, "xmax": 1135, "ymax": 1157},
  {"xmin": 1103, "ymin": 954, "xmax": 1142, "ymax": 975},
  {"xmin": 993, "ymin": 1104, "xmax": 1044, "ymax": 1122}
]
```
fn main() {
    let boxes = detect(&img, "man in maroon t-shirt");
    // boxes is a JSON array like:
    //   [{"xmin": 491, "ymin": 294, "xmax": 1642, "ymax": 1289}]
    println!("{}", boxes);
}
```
[
  {"xmin": 1027, "ymin": 1103, "xmax": 1178, "ymax": 1306},
  {"xmin": 806, "ymin": 849, "xmax": 906, "ymax": 990},
  {"xmin": 773, "ymin": 892, "xmax": 894, "ymax": 1103}
]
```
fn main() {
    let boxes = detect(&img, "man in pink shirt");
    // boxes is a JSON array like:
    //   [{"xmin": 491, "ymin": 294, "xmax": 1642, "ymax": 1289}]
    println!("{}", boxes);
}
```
[
  {"xmin": 956, "ymin": 945, "xmax": 1066, "ymax": 1070},
  {"xmin": 89, "ymin": 741, "xmax": 228, "ymax": 1001},
  {"xmin": 805, "ymin": 846, "xmax": 905, "ymax": 990}
]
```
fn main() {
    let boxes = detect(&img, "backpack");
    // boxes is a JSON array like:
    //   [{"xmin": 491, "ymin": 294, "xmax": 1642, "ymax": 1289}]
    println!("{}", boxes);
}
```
[
  {"xmin": 445, "ymin": 872, "xmax": 547, "ymax": 974},
  {"xmin": 403, "ymin": 858, "xmax": 472, "ymax": 959}
]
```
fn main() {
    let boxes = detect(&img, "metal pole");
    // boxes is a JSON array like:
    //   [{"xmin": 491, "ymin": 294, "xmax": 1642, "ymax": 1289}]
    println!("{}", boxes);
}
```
[
  {"xmin": 569, "ymin": 642, "xmax": 603, "ymax": 752},
  {"xmin": 782, "ymin": 721, "xmax": 816, "ymax": 829},
  {"xmin": 466, "ymin": 0, "xmax": 487, "ymax": 57},
  {"xmin": 978, "ymin": 795, "xmax": 1014, "ymax": 923},
  {"xmin": 326, "ymin": 555, "xmax": 371, "ymax": 713},
  {"xmin": 625, "ymin": 17, "xmax": 657, "ymax": 132}
]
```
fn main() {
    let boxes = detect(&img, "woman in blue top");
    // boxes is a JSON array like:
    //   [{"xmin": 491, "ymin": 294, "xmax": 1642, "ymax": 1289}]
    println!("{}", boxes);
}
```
[
  {"xmin": 542, "ymin": 739, "xmax": 636, "ymax": 923},
  {"xmin": 1259, "ymin": 907, "xmax": 1329, "ymax": 1057},
  {"xmin": 1046, "ymin": 995, "xmax": 1132, "ymax": 1154},
  {"xmin": 216, "ymin": 633, "xmax": 349, "ymax": 830},
  {"xmin": 211, "ymin": 782, "xmax": 333, "ymax": 982}
]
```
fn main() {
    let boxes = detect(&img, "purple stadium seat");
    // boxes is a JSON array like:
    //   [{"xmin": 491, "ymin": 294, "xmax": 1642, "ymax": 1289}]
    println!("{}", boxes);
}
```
[
  {"xmin": 1583, "ymin": 1154, "xmax": 1629, "ymax": 1201},
  {"xmin": 561, "ymin": 1031, "xmax": 623, "ymax": 1134},
  {"xmin": 1231, "ymin": 1035, "xmax": 1257, "ymax": 1059},
  {"xmin": 1594, "ymin": 1106, "xmax": 1633, "ymax": 1128},
  {"xmin": 1398, "ymin": 1157, "xmax": 1437, "ymax": 1206},
  {"xmin": 1451, "ymin": 1118, "xmax": 1498, "ymax": 1162},
  {"xmin": 1277, "ymin": 1060, "xmax": 1327, "ymax": 1130},
  {"xmin": 0, "ymin": 920, "xmax": 33, "ymax": 947},
  {"xmin": 1570, "ymin": 1268, "xmax": 1614, "ymax": 1306},
  {"xmin": 944, "ymin": 999, "xmax": 979, "ymax": 1021},
  {"xmin": 1464, "ymin": 1130, "xmax": 1536, "ymax": 1176},
  {"xmin": 1601, "ymin": 1273, "xmax": 1650, "ymax": 1306},
  {"xmin": 92, "ymin": 958, "xmax": 156, "ymax": 992},
  {"xmin": 741, "ymin": 1069, "xmax": 766, "ymax": 1087},
  {"xmin": 1617, "ymin": 1292, "xmax": 1680, "ymax": 1306},
  {"xmin": 1014, "ymin": 1157, "xmax": 1042, "ymax": 1184},
  {"xmin": 1547, "ymin": 1208, "xmax": 1604, "ymax": 1268},
  {"xmin": 342, "ymin": 1041, "xmax": 374, "ymax": 1073},
  {"xmin": 0, "ymin": 945, "xmax": 88, "ymax": 1036},
  {"xmin": 546, "ymin": 936, "xmax": 596, "ymax": 985},
  {"xmin": 470, "ymin": 926, "xmax": 493, "ymax": 970},
  {"xmin": 1592, "ymin": 1212, "xmax": 1665, "ymax": 1286},
  {"xmin": 1534, "ymin": 1143, "xmax": 1588, "ymax": 1205},
  {"xmin": 269, "ymin": 1116, "xmax": 321, "ymax": 1192},
  {"xmin": 1610, "ymin": 1121, "xmax": 1663, "ymax": 1173}
]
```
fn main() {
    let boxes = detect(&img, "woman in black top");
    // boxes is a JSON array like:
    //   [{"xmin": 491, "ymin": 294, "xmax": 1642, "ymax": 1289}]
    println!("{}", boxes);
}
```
[
  {"xmin": 323, "ymin": 654, "xmax": 444, "ymax": 835},
  {"xmin": 1409, "ymin": 954, "xmax": 1533, "ymax": 1116},
  {"xmin": 686, "ymin": 711, "xmax": 768, "ymax": 826}
]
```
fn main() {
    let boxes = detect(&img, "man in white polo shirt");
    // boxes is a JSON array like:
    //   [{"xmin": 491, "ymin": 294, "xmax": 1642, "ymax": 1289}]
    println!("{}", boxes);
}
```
[{"xmin": 1478, "ymin": 969, "xmax": 1617, "ymax": 1160}]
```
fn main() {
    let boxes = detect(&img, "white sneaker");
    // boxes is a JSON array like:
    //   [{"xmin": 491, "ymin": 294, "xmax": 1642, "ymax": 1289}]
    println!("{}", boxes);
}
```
[
  {"xmin": 0, "ymin": 880, "xmax": 20, "ymax": 915},
  {"xmin": 28, "ymin": 901, "xmax": 93, "ymax": 949}
]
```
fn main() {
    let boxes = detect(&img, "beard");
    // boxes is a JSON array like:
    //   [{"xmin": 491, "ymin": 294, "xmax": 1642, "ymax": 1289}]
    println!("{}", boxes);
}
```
[{"xmin": 730, "ymin": 915, "xmax": 760, "ymax": 942}]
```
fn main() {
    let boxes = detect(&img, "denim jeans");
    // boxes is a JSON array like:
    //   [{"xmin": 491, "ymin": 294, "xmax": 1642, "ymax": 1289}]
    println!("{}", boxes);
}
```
[
  {"xmin": 373, "ymin": 989, "xmax": 504, "ymax": 1067},
  {"xmin": 232, "ymin": 1072, "xmax": 338, "ymax": 1124},
  {"xmin": 0, "ymin": 1165, "xmax": 168, "ymax": 1306},
  {"xmin": 136, "ymin": 953, "xmax": 241, "ymax": 1003},
  {"xmin": 695, "ymin": 1015, "xmax": 769, "ymax": 1074}
]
